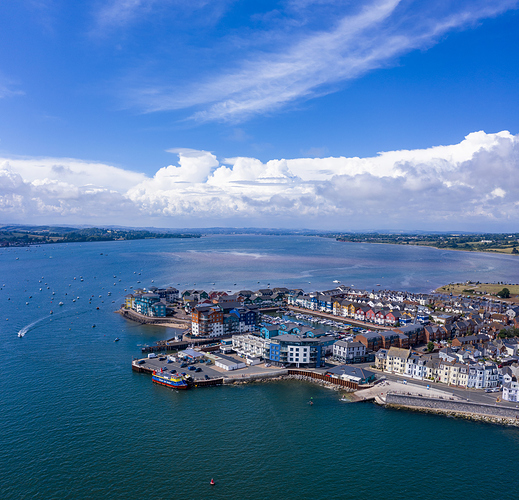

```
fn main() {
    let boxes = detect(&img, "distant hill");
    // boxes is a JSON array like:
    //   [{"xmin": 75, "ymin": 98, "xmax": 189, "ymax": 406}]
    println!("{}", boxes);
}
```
[{"xmin": 0, "ymin": 225, "xmax": 200, "ymax": 246}]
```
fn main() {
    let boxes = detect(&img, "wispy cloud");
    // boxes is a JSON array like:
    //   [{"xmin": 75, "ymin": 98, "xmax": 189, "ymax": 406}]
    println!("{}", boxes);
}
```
[
  {"xmin": 130, "ymin": 0, "xmax": 518, "ymax": 122},
  {"xmin": 93, "ymin": 0, "xmax": 158, "ymax": 31},
  {"xmin": 1, "ymin": 131, "xmax": 518, "ymax": 230},
  {"xmin": 91, "ymin": 0, "xmax": 221, "ymax": 35},
  {"xmin": 0, "ymin": 78, "xmax": 24, "ymax": 99}
]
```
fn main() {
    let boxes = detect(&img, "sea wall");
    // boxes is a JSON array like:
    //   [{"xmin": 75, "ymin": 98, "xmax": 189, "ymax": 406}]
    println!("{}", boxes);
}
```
[
  {"xmin": 385, "ymin": 393, "xmax": 519, "ymax": 426},
  {"xmin": 119, "ymin": 308, "xmax": 190, "ymax": 328},
  {"xmin": 224, "ymin": 370, "xmax": 356, "ymax": 391}
]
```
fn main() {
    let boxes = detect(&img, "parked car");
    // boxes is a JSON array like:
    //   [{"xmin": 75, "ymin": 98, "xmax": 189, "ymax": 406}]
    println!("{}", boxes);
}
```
[
  {"xmin": 180, "ymin": 363, "xmax": 187, "ymax": 368},
  {"xmin": 195, "ymin": 367, "xmax": 202, "ymax": 372},
  {"xmin": 170, "ymin": 369, "xmax": 177, "ymax": 374},
  {"xmin": 204, "ymin": 375, "xmax": 210, "ymax": 380},
  {"xmin": 188, "ymin": 366, "xmax": 196, "ymax": 371},
  {"xmin": 137, "ymin": 360, "xmax": 146, "ymax": 365}
]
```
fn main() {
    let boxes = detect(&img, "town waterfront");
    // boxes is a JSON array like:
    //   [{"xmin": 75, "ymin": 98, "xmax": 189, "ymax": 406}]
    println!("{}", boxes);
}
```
[{"xmin": 2, "ymin": 235, "xmax": 519, "ymax": 500}]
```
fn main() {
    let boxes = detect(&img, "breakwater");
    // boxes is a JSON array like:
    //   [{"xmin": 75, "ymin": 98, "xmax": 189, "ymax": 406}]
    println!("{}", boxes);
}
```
[
  {"xmin": 384, "ymin": 393, "xmax": 519, "ymax": 426},
  {"xmin": 119, "ymin": 308, "xmax": 190, "ymax": 328}
]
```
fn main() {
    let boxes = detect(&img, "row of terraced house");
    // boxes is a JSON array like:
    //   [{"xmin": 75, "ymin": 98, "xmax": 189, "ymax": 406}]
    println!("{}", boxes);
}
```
[
  {"xmin": 376, "ymin": 345, "xmax": 500, "ymax": 389},
  {"xmin": 287, "ymin": 288, "xmax": 431, "ymax": 326}
]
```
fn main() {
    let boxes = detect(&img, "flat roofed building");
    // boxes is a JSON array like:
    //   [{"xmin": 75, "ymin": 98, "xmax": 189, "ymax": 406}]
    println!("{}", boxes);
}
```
[{"xmin": 326, "ymin": 365, "xmax": 376, "ymax": 385}]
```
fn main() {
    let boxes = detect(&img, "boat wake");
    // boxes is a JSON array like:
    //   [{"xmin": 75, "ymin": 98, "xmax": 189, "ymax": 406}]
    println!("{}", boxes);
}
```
[
  {"xmin": 17, "ymin": 309, "xmax": 90, "ymax": 337},
  {"xmin": 17, "ymin": 315, "xmax": 49, "ymax": 337}
]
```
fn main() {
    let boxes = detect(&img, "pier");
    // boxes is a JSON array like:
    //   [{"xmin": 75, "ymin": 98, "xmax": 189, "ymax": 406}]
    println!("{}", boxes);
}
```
[
  {"xmin": 132, "ymin": 356, "xmax": 358, "ymax": 391},
  {"xmin": 140, "ymin": 335, "xmax": 232, "ymax": 353}
]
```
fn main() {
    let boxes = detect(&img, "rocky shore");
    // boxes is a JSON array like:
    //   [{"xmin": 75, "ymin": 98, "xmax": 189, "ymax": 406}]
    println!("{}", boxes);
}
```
[{"xmin": 224, "ymin": 371, "xmax": 355, "ymax": 392}]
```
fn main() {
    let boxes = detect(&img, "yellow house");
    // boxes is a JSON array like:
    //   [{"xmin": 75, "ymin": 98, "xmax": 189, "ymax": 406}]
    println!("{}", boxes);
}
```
[
  {"xmin": 440, "ymin": 362, "xmax": 469, "ymax": 387},
  {"xmin": 385, "ymin": 347, "xmax": 410, "ymax": 374},
  {"xmin": 124, "ymin": 294, "xmax": 135, "ymax": 309},
  {"xmin": 345, "ymin": 303, "xmax": 356, "ymax": 317}
]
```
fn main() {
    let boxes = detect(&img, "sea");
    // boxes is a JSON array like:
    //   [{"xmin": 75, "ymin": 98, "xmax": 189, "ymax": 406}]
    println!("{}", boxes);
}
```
[{"xmin": 2, "ymin": 235, "xmax": 519, "ymax": 500}]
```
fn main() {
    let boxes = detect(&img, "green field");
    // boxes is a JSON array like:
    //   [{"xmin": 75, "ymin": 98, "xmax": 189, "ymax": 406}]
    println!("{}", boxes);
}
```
[{"xmin": 436, "ymin": 282, "xmax": 519, "ymax": 301}]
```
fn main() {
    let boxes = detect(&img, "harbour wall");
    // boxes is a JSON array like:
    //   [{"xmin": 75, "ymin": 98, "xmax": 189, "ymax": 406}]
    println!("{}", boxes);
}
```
[
  {"xmin": 119, "ymin": 308, "xmax": 190, "ymax": 328},
  {"xmin": 384, "ymin": 393, "xmax": 519, "ymax": 426},
  {"xmin": 225, "ymin": 369, "xmax": 358, "ymax": 391}
]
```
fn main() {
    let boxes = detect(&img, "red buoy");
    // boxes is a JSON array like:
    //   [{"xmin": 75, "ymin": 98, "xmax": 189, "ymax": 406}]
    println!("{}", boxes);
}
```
[{"xmin": 210, "ymin": 479, "xmax": 215, "ymax": 486}]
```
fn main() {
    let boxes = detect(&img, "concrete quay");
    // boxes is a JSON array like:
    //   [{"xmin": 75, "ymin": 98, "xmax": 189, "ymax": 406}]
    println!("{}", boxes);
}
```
[
  {"xmin": 352, "ymin": 378, "xmax": 459, "ymax": 402},
  {"xmin": 132, "ymin": 353, "xmax": 358, "ymax": 391}
]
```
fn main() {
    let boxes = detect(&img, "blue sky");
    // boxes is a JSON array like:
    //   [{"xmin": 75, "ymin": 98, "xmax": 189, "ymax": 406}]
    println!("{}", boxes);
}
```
[{"xmin": 0, "ymin": 0, "xmax": 518, "ymax": 230}]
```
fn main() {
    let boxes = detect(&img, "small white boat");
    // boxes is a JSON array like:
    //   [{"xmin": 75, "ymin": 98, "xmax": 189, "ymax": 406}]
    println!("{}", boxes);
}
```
[
  {"xmin": 333, "ymin": 280, "xmax": 340, "ymax": 283},
  {"xmin": 59, "ymin": 302, "xmax": 64, "ymax": 306}
]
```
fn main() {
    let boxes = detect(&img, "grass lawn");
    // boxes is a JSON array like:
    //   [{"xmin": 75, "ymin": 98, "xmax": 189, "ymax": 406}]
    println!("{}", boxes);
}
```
[{"xmin": 436, "ymin": 282, "xmax": 519, "ymax": 303}]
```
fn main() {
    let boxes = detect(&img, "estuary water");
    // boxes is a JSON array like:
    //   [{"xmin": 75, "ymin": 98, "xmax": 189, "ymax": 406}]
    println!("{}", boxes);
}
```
[{"xmin": 1, "ymin": 235, "xmax": 519, "ymax": 500}]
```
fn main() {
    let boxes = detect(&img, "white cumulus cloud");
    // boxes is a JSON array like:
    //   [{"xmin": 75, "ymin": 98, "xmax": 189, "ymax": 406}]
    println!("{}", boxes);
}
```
[{"xmin": 0, "ymin": 130, "xmax": 518, "ymax": 229}]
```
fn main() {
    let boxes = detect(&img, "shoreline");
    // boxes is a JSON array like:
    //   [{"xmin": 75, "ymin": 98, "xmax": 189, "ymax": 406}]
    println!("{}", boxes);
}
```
[
  {"xmin": 117, "ymin": 308, "xmax": 190, "ymax": 329},
  {"xmin": 333, "ymin": 238, "xmax": 519, "ymax": 257},
  {"xmin": 379, "ymin": 393, "xmax": 519, "ymax": 427},
  {"xmin": 383, "ymin": 401, "xmax": 519, "ymax": 427}
]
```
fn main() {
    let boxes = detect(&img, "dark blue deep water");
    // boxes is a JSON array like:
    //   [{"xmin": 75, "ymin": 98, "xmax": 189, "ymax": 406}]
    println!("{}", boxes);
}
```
[{"xmin": 2, "ymin": 236, "xmax": 519, "ymax": 500}]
